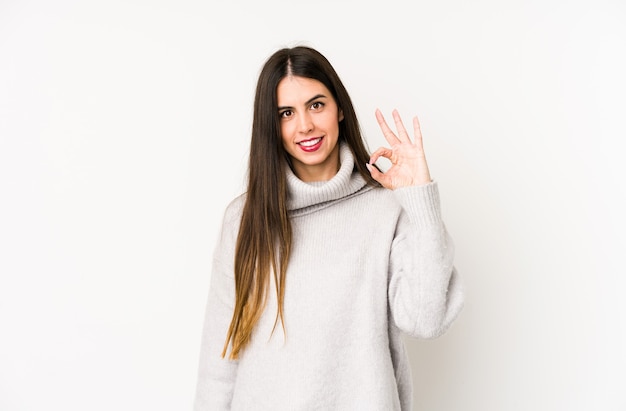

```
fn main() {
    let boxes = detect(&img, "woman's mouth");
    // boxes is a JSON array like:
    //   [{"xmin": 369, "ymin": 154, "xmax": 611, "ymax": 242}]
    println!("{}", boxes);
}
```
[{"xmin": 297, "ymin": 137, "xmax": 324, "ymax": 152}]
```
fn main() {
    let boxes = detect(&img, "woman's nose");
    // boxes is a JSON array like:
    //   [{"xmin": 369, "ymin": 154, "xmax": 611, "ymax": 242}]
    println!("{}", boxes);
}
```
[{"xmin": 298, "ymin": 112, "xmax": 314, "ymax": 133}]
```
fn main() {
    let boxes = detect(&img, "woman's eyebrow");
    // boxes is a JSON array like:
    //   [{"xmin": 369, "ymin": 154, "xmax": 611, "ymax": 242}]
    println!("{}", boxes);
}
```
[
  {"xmin": 278, "ymin": 94, "xmax": 327, "ymax": 111},
  {"xmin": 305, "ymin": 94, "xmax": 327, "ymax": 105}
]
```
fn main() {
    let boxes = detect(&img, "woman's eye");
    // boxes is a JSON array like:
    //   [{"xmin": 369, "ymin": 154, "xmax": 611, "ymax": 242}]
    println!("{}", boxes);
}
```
[
  {"xmin": 311, "ymin": 102, "xmax": 324, "ymax": 110},
  {"xmin": 280, "ymin": 110, "xmax": 292, "ymax": 118}
]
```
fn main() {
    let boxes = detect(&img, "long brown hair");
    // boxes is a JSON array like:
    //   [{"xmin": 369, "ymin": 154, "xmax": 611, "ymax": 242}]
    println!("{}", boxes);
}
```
[{"xmin": 222, "ymin": 46, "xmax": 378, "ymax": 359}]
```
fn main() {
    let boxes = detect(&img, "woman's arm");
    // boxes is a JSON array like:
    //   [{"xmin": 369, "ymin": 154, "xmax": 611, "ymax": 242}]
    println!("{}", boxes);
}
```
[
  {"xmin": 367, "ymin": 109, "xmax": 464, "ymax": 337},
  {"xmin": 194, "ymin": 201, "xmax": 242, "ymax": 410},
  {"xmin": 194, "ymin": 260, "xmax": 238, "ymax": 409},
  {"xmin": 387, "ymin": 182, "xmax": 464, "ymax": 338}
]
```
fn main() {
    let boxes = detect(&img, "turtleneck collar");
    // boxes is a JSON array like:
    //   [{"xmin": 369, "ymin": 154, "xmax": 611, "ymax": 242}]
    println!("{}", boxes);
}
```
[{"xmin": 286, "ymin": 142, "xmax": 372, "ymax": 214}]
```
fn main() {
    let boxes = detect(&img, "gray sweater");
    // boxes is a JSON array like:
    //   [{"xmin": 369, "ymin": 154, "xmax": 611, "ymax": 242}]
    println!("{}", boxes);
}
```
[{"xmin": 194, "ymin": 143, "xmax": 464, "ymax": 410}]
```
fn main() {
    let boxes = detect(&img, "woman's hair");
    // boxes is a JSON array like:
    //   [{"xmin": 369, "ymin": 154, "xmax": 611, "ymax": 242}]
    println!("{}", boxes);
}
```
[{"xmin": 222, "ymin": 46, "xmax": 378, "ymax": 359}]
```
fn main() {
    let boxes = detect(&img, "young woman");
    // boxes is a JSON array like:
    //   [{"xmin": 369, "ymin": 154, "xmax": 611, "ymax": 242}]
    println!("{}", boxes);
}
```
[{"xmin": 194, "ymin": 46, "xmax": 464, "ymax": 411}]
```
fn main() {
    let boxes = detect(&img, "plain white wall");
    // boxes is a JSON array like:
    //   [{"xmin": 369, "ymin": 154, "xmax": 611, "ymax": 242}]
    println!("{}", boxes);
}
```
[{"xmin": 1, "ymin": 0, "xmax": 625, "ymax": 410}]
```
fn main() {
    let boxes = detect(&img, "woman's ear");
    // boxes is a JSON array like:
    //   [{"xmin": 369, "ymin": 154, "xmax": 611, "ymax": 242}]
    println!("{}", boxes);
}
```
[{"xmin": 339, "ymin": 109, "xmax": 344, "ymax": 122}]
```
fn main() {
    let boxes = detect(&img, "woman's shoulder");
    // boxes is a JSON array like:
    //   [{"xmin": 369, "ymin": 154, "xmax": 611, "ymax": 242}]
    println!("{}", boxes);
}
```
[
  {"xmin": 212, "ymin": 193, "xmax": 246, "ymax": 254},
  {"xmin": 363, "ymin": 184, "xmax": 401, "ymax": 206},
  {"xmin": 360, "ymin": 182, "xmax": 442, "ymax": 222},
  {"xmin": 222, "ymin": 193, "xmax": 246, "ymax": 227}
]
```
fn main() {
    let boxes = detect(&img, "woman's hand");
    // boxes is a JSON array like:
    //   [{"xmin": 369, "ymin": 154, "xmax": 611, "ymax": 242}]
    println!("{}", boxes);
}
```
[{"xmin": 366, "ymin": 109, "xmax": 432, "ymax": 189}]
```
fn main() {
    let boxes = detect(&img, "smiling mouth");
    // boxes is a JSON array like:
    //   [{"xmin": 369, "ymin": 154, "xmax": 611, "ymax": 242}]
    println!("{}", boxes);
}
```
[{"xmin": 297, "ymin": 137, "xmax": 323, "ymax": 147}]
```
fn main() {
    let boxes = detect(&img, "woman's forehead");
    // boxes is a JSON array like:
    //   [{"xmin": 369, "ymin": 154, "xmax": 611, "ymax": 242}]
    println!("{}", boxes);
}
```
[{"xmin": 276, "ymin": 76, "xmax": 331, "ymax": 105}]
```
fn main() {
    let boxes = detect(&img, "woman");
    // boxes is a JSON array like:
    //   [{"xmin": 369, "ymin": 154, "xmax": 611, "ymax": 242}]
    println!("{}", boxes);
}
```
[{"xmin": 194, "ymin": 46, "xmax": 464, "ymax": 410}]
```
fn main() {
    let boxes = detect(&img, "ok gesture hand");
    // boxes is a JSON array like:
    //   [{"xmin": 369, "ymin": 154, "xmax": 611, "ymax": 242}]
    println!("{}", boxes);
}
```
[{"xmin": 366, "ymin": 109, "xmax": 432, "ymax": 190}]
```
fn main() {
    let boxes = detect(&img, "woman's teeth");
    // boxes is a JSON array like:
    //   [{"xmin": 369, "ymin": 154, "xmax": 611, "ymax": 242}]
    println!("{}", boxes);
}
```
[{"xmin": 298, "ymin": 137, "xmax": 322, "ymax": 147}]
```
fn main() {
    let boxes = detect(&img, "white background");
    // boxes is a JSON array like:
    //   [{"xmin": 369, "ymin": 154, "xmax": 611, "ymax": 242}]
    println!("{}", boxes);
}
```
[{"xmin": 1, "ymin": 0, "xmax": 625, "ymax": 410}]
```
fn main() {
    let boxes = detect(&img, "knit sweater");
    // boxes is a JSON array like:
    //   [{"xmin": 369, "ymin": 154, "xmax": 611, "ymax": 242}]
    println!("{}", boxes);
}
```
[{"xmin": 194, "ymin": 143, "xmax": 464, "ymax": 410}]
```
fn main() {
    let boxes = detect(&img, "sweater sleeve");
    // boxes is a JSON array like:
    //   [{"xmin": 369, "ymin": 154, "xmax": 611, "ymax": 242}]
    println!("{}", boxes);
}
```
[
  {"xmin": 387, "ymin": 182, "xmax": 464, "ymax": 339},
  {"xmin": 194, "ymin": 203, "xmax": 241, "ymax": 410}
]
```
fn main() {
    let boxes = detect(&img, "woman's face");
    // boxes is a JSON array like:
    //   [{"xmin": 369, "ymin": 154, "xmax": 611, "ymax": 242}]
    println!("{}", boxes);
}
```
[{"xmin": 276, "ymin": 75, "xmax": 344, "ymax": 182}]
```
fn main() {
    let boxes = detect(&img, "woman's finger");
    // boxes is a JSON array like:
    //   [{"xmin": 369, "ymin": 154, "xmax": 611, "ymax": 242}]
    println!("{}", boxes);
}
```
[
  {"xmin": 366, "ymin": 160, "xmax": 394, "ymax": 188},
  {"xmin": 375, "ymin": 109, "xmax": 401, "ymax": 146},
  {"xmin": 369, "ymin": 146, "xmax": 393, "ymax": 166},
  {"xmin": 412, "ymin": 116, "xmax": 423, "ymax": 148},
  {"xmin": 392, "ymin": 109, "xmax": 412, "ymax": 143},
  {"xmin": 365, "ymin": 162, "xmax": 386, "ymax": 186}
]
